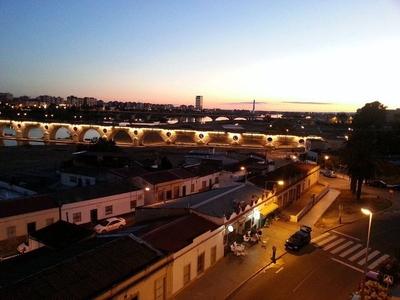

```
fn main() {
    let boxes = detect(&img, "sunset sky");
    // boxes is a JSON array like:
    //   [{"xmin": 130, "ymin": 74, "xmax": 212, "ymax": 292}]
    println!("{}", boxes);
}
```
[{"xmin": 1, "ymin": 1, "xmax": 400, "ymax": 113}]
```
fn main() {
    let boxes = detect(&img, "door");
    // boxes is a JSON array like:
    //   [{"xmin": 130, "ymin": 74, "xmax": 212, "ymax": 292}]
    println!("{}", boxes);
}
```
[
  {"xmin": 90, "ymin": 209, "xmax": 98, "ymax": 224},
  {"xmin": 183, "ymin": 185, "xmax": 186, "ymax": 196},
  {"xmin": 27, "ymin": 222, "xmax": 36, "ymax": 235}
]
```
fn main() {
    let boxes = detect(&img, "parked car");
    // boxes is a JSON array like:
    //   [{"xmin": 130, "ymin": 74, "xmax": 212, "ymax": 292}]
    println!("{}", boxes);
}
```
[
  {"xmin": 387, "ymin": 184, "xmax": 400, "ymax": 190},
  {"xmin": 17, "ymin": 240, "xmax": 30, "ymax": 253},
  {"xmin": 349, "ymin": 292, "xmax": 360, "ymax": 300},
  {"xmin": 285, "ymin": 225, "xmax": 312, "ymax": 251},
  {"xmin": 94, "ymin": 217, "xmax": 126, "ymax": 233},
  {"xmin": 365, "ymin": 180, "xmax": 387, "ymax": 188},
  {"xmin": 322, "ymin": 171, "xmax": 337, "ymax": 178}
]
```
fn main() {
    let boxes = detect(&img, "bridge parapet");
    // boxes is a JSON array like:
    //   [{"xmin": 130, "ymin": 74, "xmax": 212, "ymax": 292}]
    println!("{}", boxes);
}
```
[{"xmin": 0, "ymin": 120, "xmax": 313, "ymax": 149}]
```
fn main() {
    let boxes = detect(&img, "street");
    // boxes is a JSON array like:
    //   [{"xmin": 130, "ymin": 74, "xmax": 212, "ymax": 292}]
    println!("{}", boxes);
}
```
[{"xmin": 228, "ymin": 176, "xmax": 400, "ymax": 300}]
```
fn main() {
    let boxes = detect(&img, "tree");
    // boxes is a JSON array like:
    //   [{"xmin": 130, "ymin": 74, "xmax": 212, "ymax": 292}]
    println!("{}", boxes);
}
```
[
  {"xmin": 352, "ymin": 101, "xmax": 387, "ymax": 130},
  {"xmin": 361, "ymin": 280, "xmax": 390, "ymax": 300},
  {"xmin": 160, "ymin": 156, "xmax": 173, "ymax": 170},
  {"xmin": 338, "ymin": 130, "xmax": 384, "ymax": 199},
  {"xmin": 76, "ymin": 137, "xmax": 122, "ymax": 153},
  {"xmin": 336, "ymin": 112, "xmax": 349, "ymax": 124},
  {"xmin": 378, "ymin": 257, "xmax": 400, "ymax": 286}
]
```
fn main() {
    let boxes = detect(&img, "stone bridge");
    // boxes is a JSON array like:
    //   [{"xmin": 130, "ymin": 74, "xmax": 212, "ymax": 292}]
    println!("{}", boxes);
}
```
[{"xmin": 0, "ymin": 120, "xmax": 314, "ymax": 148}]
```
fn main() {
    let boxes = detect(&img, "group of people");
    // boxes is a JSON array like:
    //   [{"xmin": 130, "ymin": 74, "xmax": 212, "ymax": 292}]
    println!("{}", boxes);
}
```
[
  {"xmin": 230, "ymin": 241, "xmax": 247, "ymax": 256},
  {"xmin": 243, "ymin": 229, "xmax": 262, "ymax": 243}
]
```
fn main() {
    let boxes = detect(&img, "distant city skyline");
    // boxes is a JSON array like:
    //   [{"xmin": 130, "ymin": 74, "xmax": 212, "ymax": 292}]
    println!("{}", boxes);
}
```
[{"xmin": 1, "ymin": 1, "xmax": 400, "ymax": 113}]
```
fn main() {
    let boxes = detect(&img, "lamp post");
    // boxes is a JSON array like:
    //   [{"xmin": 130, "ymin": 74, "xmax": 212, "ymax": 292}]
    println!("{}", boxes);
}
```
[
  {"xmin": 324, "ymin": 155, "xmax": 329, "ymax": 169},
  {"xmin": 360, "ymin": 208, "xmax": 373, "ymax": 300},
  {"xmin": 264, "ymin": 180, "xmax": 284, "ymax": 197},
  {"xmin": 241, "ymin": 166, "xmax": 247, "ymax": 182}
]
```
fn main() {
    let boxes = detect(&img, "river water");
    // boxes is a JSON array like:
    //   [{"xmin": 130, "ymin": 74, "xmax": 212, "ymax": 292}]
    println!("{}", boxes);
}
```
[{"xmin": 1, "ymin": 126, "xmax": 100, "ymax": 147}]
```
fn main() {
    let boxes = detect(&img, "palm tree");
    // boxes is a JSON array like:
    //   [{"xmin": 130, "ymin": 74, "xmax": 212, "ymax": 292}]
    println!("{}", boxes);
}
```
[{"xmin": 338, "ymin": 131, "xmax": 384, "ymax": 199}]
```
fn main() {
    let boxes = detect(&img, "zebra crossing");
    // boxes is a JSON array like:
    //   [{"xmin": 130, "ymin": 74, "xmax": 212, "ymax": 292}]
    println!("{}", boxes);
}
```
[{"xmin": 311, "ymin": 232, "xmax": 390, "ymax": 271}]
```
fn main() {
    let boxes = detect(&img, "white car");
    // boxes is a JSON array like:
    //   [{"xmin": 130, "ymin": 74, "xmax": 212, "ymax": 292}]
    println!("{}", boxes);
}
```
[
  {"xmin": 322, "ymin": 171, "xmax": 337, "ymax": 178},
  {"xmin": 94, "ymin": 217, "xmax": 126, "ymax": 233},
  {"xmin": 17, "ymin": 240, "xmax": 30, "ymax": 253}
]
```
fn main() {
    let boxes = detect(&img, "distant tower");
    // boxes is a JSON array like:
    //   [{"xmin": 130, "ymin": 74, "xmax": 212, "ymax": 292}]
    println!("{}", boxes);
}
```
[
  {"xmin": 195, "ymin": 96, "xmax": 203, "ymax": 110},
  {"xmin": 252, "ymin": 99, "xmax": 255, "ymax": 113}
]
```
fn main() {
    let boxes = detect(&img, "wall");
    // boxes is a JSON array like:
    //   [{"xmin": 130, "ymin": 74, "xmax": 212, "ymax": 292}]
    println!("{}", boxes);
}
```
[
  {"xmin": 61, "ymin": 190, "xmax": 145, "ymax": 224},
  {"xmin": 1, "ymin": 208, "xmax": 59, "ymax": 241},
  {"xmin": 170, "ymin": 226, "xmax": 225, "ymax": 297}
]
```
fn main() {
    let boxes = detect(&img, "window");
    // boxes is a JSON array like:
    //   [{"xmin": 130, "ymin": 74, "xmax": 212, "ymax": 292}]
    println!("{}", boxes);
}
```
[
  {"xmin": 174, "ymin": 187, "xmax": 179, "ymax": 198},
  {"xmin": 166, "ymin": 190, "xmax": 172, "ymax": 200},
  {"xmin": 7, "ymin": 226, "xmax": 16, "ymax": 239},
  {"xmin": 197, "ymin": 252, "xmax": 205, "ymax": 275},
  {"xmin": 73, "ymin": 212, "xmax": 82, "ymax": 223},
  {"xmin": 138, "ymin": 194, "xmax": 143, "ymax": 201},
  {"xmin": 183, "ymin": 264, "xmax": 191, "ymax": 285},
  {"xmin": 69, "ymin": 175, "xmax": 77, "ymax": 183},
  {"xmin": 202, "ymin": 181, "xmax": 206, "ymax": 189},
  {"xmin": 130, "ymin": 200, "xmax": 137, "ymax": 210},
  {"xmin": 154, "ymin": 276, "xmax": 166, "ymax": 300},
  {"xmin": 105, "ymin": 205, "xmax": 113, "ymax": 215},
  {"xmin": 210, "ymin": 246, "xmax": 217, "ymax": 265},
  {"xmin": 191, "ymin": 183, "xmax": 195, "ymax": 193},
  {"xmin": 85, "ymin": 178, "xmax": 91, "ymax": 186},
  {"xmin": 46, "ymin": 218, "xmax": 54, "ymax": 226}
]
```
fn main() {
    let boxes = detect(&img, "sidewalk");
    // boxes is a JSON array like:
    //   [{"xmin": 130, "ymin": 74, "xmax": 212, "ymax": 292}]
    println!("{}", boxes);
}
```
[{"xmin": 171, "ymin": 188, "xmax": 340, "ymax": 300}]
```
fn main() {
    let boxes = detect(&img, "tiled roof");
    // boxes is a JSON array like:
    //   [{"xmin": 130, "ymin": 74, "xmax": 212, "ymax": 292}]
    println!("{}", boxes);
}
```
[
  {"xmin": 140, "ymin": 214, "xmax": 219, "ymax": 253},
  {"xmin": 0, "ymin": 235, "xmax": 165, "ymax": 299},
  {"xmin": 140, "ymin": 170, "xmax": 181, "ymax": 184},
  {"xmin": 169, "ymin": 168, "xmax": 197, "ymax": 179},
  {"xmin": 184, "ymin": 162, "xmax": 221, "ymax": 176},
  {"xmin": 60, "ymin": 166, "xmax": 109, "ymax": 177},
  {"xmin": 52, "ymin": 180, "xmax": 140, "ymax": 204},
  {"xmin": 0, "ymin": 194, "xmax": 58, "ymax": 218},
  {"xmin": 30, "ymin": 220, "xmax": 95, "ymax": 249},
  {"xmin": 144, "ymin": 184, "xmax": 262, "ymax": 220},
  {"xmin": 248, "ymin": 162, "xmax": 318, "ymax": 189},
  {"xmin": 109, "ymin": 166, "xmax": 150, "ymax": 178}
]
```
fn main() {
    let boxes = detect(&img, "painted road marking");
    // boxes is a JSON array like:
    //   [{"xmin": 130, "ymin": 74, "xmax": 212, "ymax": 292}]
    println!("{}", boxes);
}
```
[
  {"xmin": 357, "ymin": 250, "xmax": 380, "ymax": 265},
  {"xmin": 340, "ymin": 244, "xmax": 363, "ymax": 258},
  {"xmin": 349, "ymin": 248, "xmax": 369, "ymax": 262},
  {"xmin": 331, "ymin": 240, "xmax": 354, "ymax": 254},
  {"xmin": 368, "ymin": 254, "xmax": 390, "ymax": 270},
  {"xmin": 323, "ymin": 237, "xmax": 345, "ymax": 251}
]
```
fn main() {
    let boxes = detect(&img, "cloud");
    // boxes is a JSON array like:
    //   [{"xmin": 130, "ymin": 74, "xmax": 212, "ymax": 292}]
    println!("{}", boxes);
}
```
[
  {"xmin": 282, "ymin": 101, "xmax": 334, "ymax": 105},
  {"xmin": 226, "ymin": 101, "xmax": 268, "ymax": 105}
]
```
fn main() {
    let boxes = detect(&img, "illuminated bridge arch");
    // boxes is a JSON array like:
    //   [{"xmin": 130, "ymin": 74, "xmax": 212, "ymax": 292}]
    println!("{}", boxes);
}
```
[{"xmin": 0, "ymin": 120, "xmax": 314, "ymax": 149}]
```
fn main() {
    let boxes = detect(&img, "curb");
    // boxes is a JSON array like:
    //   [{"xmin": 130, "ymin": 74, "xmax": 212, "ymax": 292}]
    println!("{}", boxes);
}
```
[{"xmin": 223, "ymin": 253, "xmax": 287, "ymax": 300}]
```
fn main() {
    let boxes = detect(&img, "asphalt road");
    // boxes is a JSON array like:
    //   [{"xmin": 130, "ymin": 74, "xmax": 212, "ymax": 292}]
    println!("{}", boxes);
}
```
[
  {"xmin": 230, "ymin": 250, "xmax": 361, "ymax": 300},
  {"xmin": 228, "ymin": 176, "xmax": 400, "ymax": 300}
]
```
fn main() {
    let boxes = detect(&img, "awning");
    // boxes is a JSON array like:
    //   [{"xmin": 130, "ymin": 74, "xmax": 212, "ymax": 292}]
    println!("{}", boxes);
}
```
[{"xmin": 258, "ymin": 202, "xmax": 279, "ymax": 216}]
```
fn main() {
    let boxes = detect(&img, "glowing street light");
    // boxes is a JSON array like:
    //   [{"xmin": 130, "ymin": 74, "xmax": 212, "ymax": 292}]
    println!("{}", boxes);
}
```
[
  {"xmin": 241, "ymin": 166, "xmax": 247, "ymax": 182},
  {"xmin": 264, "ymin": 180, "xmax": 284, "ymax": 195},
  {"xmin": 360, "ymin": 208, "xmax": 373, "ymax": 300}
]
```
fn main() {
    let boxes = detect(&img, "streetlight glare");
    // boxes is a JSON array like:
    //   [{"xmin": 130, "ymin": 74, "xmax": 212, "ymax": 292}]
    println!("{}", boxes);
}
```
[
  {"xmin": 361, "ymin": 208, "xmax": 372, "ymax": 215},
  {"xmin": 277, "ymin": 181, "xmax": 284, "ymax": 185}
]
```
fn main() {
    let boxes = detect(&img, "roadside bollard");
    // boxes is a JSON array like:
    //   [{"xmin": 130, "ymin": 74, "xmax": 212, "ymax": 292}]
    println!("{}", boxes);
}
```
[{"xmin": 271, "ymin": 245, "xmax": 277, "ymax": 263}]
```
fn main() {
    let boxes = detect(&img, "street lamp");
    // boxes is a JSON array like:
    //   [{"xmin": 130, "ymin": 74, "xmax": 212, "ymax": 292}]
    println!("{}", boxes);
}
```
[
  {"xmin": 360, "ymin": 208, "xmax": 373, "ymax": 300},
  {"xmin": 241, "ymin": 166, "xmax": 247, "ymax": 182},
  {"xmin": 264, "ymin": 180, "xmax": 284, "ymax": 196},
  {"xmin": 324, "ymin": 155, "xmax": 329, "ymax": 169}
]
